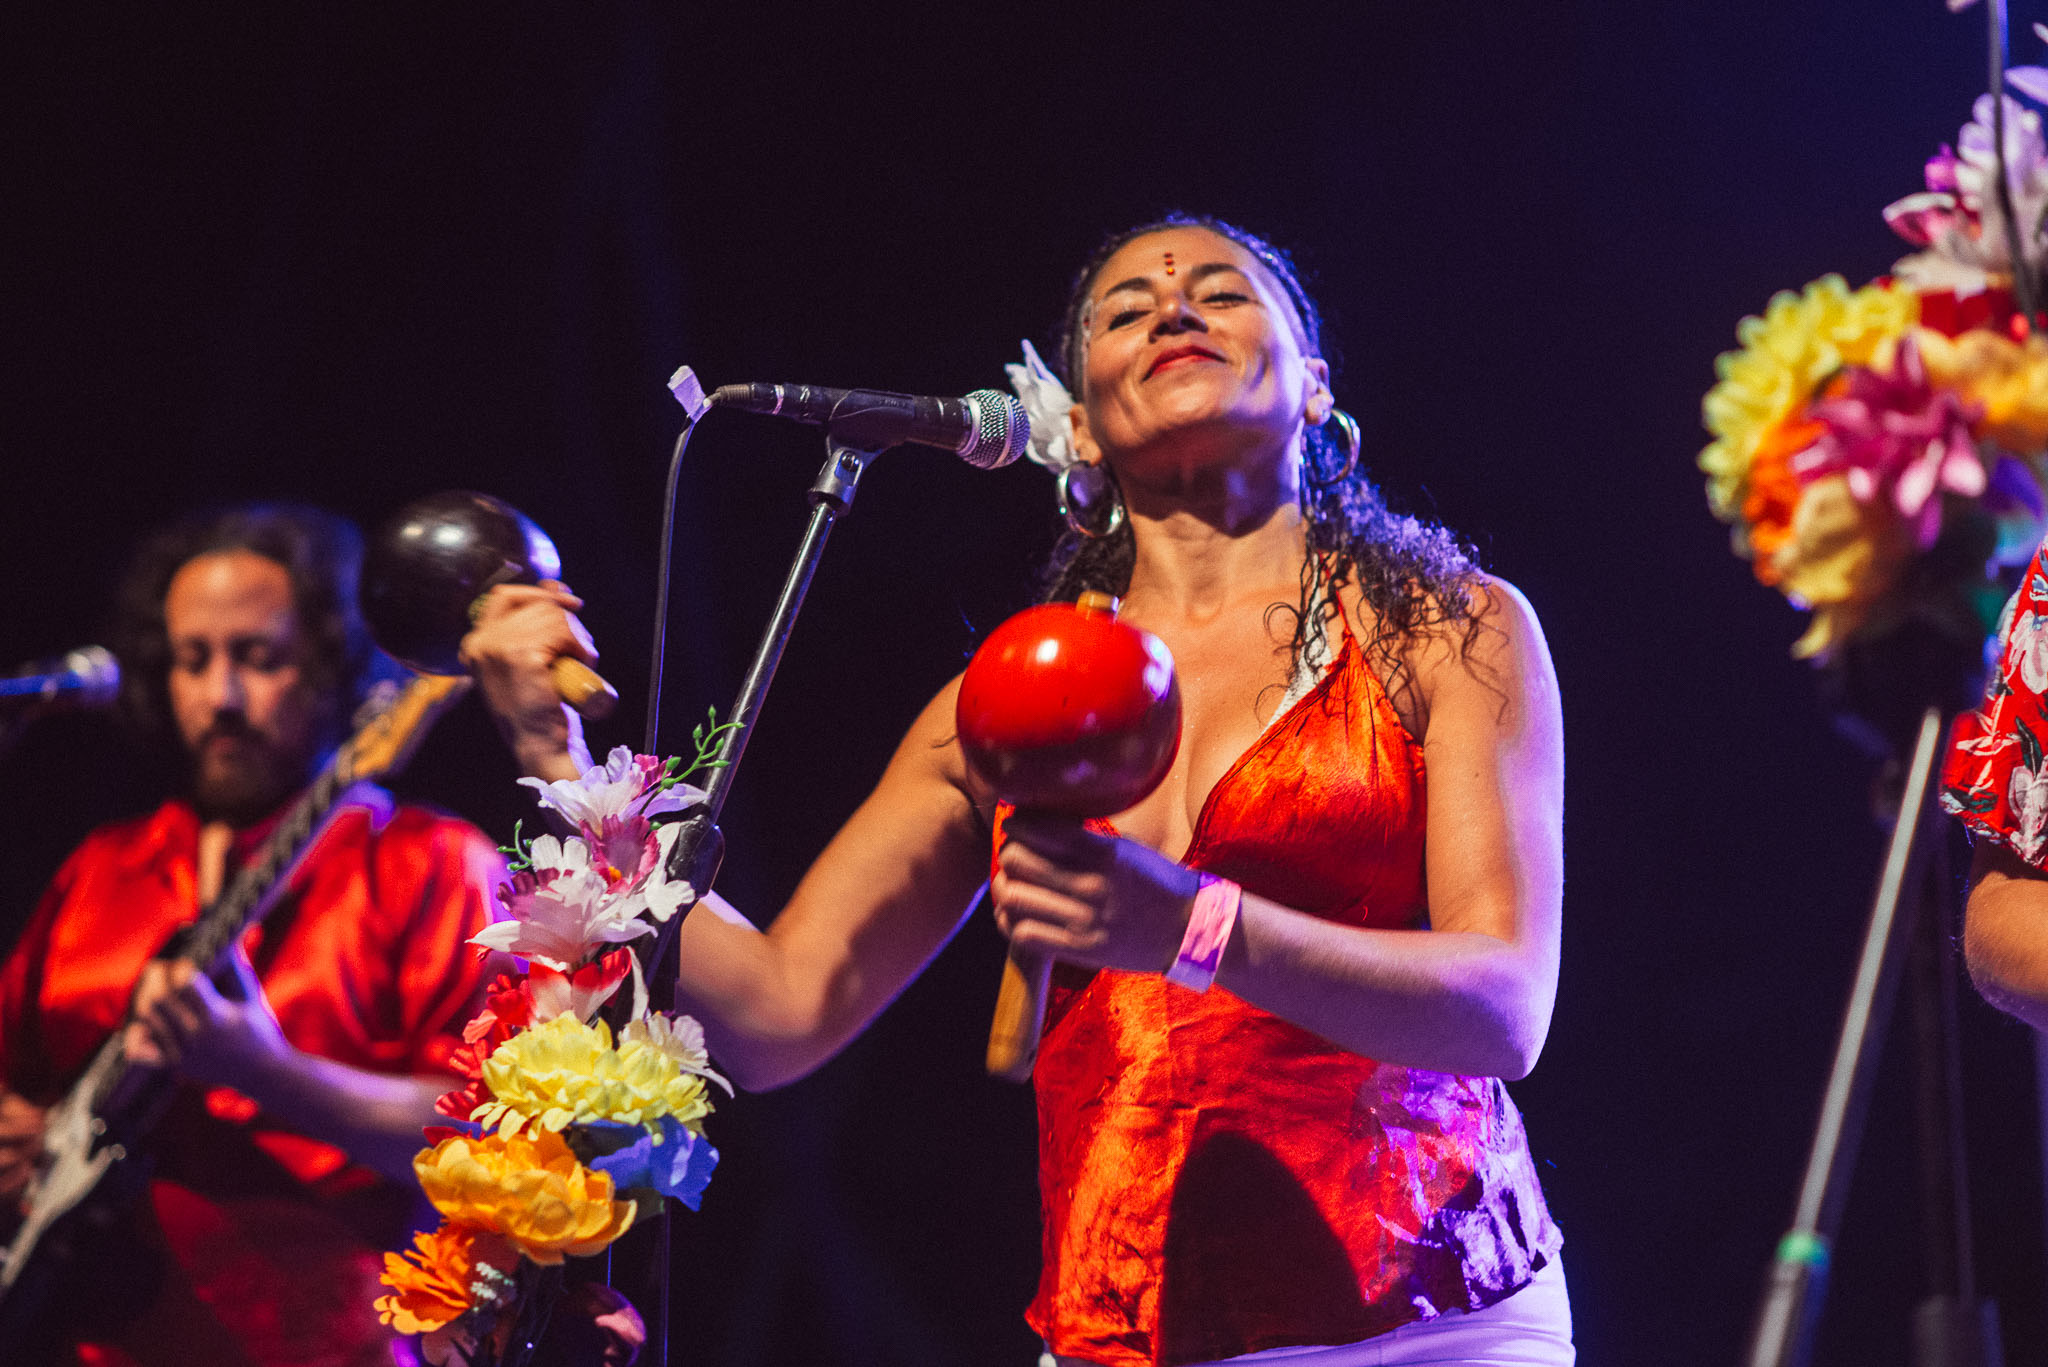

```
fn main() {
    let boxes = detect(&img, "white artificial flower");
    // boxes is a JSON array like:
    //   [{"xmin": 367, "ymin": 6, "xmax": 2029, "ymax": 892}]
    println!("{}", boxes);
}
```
[
  {"xmin": 522, "ymin": 953, "xmax": 631, "ymax": 1025},
  {"xmin": 519, "ymin": 832, "xmax": 583, "ymax": 879},
  {"xmin": 1885, "ymin": 95, "xmax": 2048, "ymax": 290},
  {"xmin": 518, "ymin": 745, "xmax": 702, "ymax": 832},
  {"xmin": 474, "ymin": 834, "xmax": 694, "ymax": 970},
  {"xmin": 1004, "ymin": 339, "xmax": 1079, "ymax": 473},
  {"xmin": 623, "ymin": 1013, "xmax": 732, "ymax": 1093},
  {"xmin": 1889, "ymin": 245, "xmax": 2003, "ymax": 296},
  {"xmin": 635, "ymin": 822, "xmax": 696, "ymax": 924}
]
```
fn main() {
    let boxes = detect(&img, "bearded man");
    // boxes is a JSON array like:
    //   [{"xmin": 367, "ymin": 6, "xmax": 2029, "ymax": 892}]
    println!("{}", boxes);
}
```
[{"xmin": 0, "ymin": 504, "xmax": 589, "ymax": 1366}]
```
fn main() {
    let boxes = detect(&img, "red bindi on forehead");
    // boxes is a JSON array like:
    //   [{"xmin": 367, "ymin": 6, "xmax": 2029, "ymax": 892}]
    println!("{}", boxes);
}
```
[{"xmin": 1164, "ymin": 251, "xmax": 1176, "ymax": 277}]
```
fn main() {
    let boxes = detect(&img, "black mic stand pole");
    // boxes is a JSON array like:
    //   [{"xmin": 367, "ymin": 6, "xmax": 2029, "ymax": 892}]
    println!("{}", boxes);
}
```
[
  {"xmin": 1905, "ymin": 812, "xmax": 2000, "ymax": 1367},
  {"xmin": 1744, "ymin": 705, "xmax": 2002, "ymax": 1367},
  {"xmin": 602, "ymin": 429, "xmax": 885, "ymax": 1367},
  {"xmin": 1746, "ymin": 706, "xmax": 1943, "ymax": 1367}
]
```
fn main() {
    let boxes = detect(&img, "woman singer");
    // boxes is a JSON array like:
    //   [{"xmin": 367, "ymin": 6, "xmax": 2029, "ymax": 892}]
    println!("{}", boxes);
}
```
[{"xmin": 491, "ymin": 216, "xmax": 1570, "ymax": 1366}]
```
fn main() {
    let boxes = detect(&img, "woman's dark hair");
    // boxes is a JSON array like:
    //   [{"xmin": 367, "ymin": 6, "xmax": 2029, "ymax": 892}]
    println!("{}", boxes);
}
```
[
  {"xmin": 1041, "ymin": 213, "xmax": 1484, "ymax": 711},
  {"xmin": 111, "ymin": 503, "xmax": 371, "ymax": 747}
]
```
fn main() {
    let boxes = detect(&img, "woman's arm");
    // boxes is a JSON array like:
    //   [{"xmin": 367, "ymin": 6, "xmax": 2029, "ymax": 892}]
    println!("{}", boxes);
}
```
[
  {"xmin": 996, "ymin": 578, "xmax": 1564, "ymax": 1079},
  {"xmin": 460, "ymin": 587, "xmax": 997, "ymax": 1092},
  {"xmin": 1963, "ymin": 841, "xmax": 2048, "ymax": 1031},
  {"xmin": 667, "ymin": 679, "xmax": 996, "ymax": 1090}
]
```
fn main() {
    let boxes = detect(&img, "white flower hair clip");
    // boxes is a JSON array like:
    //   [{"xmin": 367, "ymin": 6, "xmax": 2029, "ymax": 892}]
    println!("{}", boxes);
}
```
[{"xmin": 1004, "ymin": 339, "xmax": 1078, "ymax": 473}]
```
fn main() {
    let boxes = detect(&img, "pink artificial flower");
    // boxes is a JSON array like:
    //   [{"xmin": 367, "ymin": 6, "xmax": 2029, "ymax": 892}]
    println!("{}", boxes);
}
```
[
  {"xmin": 1883, "ymin": 147, "xmax": 1967, "ymax": 250},
  {"xmin": 1795, "ymin": 336, "xmax": 1987, "ymax": 549},
  {"xmin": 588, "ymin": 813, "xmax": 661, "ymax": 891}
]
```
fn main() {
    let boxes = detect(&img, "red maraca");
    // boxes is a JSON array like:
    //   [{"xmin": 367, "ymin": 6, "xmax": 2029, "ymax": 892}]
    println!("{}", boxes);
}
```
[{"xmin": 957, "ymin": 591, "xmax": 1182, "ymax": 1079}]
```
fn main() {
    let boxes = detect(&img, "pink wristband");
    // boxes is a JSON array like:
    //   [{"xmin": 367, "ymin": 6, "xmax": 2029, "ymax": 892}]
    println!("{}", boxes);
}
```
[{"xmin": 1164, "ymin": 874, "xmax": 1242, "ymax": 992}]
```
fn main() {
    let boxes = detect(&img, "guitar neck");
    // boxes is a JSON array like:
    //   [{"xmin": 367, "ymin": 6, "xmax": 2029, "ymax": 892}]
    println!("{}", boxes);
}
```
[
  {"xmin": 73, "ymin": 761, "xmax": 368, "ymax": 1118},
  {"xmin": 11, "ymin": 671, "xmax": 476, "ymax": 1306}
]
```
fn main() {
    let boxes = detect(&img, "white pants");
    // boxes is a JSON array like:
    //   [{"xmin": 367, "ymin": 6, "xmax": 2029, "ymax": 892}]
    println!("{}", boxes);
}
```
[{"xmin": 1043, "ymin": 1257, "xmax": 1573, "ymax": 1367}]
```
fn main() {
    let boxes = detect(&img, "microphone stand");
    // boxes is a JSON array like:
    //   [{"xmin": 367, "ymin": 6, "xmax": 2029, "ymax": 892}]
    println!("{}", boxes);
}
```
[
  {"xmin": 1743, "ymin": 705, "xmax": 2003, "ymax": 1367},
  {"xmin": 602, "ymin": 427, "xmax": 886, "ymax": 1367}
]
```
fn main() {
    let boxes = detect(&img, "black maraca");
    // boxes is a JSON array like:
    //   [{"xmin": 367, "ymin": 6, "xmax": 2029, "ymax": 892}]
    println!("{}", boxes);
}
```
[{"xmin": 361, "ymin": 491, "xmax": 618, "ymax": 718}]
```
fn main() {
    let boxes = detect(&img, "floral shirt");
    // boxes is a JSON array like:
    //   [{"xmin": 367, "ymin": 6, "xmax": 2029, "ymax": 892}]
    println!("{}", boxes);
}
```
[{"xmin": 1942, "ymin": 544, "xmax": 2048, "ymax": 864}]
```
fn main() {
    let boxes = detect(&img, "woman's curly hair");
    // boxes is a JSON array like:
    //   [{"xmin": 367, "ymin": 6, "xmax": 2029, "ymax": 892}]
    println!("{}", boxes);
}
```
[
  {"xmin": 1039, "ymin": 214, "xmax": 1485, "ymax": 713},
  {"xmin": 110, "ymin": 503, "xmax": 371, "ymax": 752}
]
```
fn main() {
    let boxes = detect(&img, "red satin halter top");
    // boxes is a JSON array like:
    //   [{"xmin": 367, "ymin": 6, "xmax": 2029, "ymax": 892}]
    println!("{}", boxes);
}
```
[{"xmin": 1006, "ymin": 620, "xmax": 1562, "ymax": 1367}]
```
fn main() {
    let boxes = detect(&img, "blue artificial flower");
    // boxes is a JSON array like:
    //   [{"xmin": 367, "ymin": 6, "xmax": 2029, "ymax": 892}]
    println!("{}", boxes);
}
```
[{"xmin": 588, "ymin": 1115, "xmax": 719, "ymax": 1210}]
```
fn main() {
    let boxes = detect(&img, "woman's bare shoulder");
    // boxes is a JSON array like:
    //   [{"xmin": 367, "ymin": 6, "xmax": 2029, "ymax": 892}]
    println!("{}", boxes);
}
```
[{"xmin": 1359, "ymin": 572, "xmax": 1552, "ymax": 740}]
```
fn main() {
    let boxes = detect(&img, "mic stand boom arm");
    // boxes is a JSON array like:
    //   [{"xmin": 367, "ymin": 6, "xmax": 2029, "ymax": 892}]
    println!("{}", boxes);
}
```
[
  {"xmin": 647, "ymin": 433, "xmax": 879, "ymax": 980},
  {"xmin": 603, "ymin": 426, "xmax": 884, "ymax": 1367}
]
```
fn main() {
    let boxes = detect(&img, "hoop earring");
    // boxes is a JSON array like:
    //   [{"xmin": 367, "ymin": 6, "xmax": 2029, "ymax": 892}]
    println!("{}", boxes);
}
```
[
  {"xmin": 1057, "ymin": 462, "xmax": 1126, "ymax": 539},
  {"xmin": 1307, "ymin": 409, "xmax": 1361, "ymax": 488}
]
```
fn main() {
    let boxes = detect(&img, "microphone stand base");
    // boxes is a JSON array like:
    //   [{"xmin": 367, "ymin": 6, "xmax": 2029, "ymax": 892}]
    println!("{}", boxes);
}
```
[{"xmin": 1911, "ymin": 1295, "xmax": 2004, "ymax": 1367}]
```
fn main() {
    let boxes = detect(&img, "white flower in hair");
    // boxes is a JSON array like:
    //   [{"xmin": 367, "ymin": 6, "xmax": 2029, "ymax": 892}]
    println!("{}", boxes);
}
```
[{"xmin": 1004, "ymin": 339, "xmax": 1079, "ymax": 473}]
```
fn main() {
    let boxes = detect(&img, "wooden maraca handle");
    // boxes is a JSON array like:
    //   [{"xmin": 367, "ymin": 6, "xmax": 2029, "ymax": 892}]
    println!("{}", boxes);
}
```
[
  {"xmin": 987, "ymin": 943, "xmax": 1054, "ymax": 1081},
  {"xmin": 549, "ymin": 656, "xmax": 619, "ymax": 721}
]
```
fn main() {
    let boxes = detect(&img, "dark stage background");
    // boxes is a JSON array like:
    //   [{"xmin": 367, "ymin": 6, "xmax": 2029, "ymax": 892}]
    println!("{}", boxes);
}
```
[{"xmin": 5, "ymin": 3, "xmax": 2047, "ymax": 1363}]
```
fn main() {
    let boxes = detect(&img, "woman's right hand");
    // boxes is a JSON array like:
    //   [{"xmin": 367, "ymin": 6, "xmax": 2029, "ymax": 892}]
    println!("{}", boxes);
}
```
[{"xmin": 0, "ymin": 1090, "xmax": 47, "ymax": 1206}]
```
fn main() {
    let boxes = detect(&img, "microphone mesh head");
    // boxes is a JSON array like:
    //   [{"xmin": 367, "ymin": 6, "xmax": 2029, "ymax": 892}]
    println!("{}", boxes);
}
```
[
  {"xmin": 65, "ymin": 646, "xmax": 121, "ymax": 708},
  {"xmin": 961, "ymin": 391, "xmax": 1029, "ymax": 470}
]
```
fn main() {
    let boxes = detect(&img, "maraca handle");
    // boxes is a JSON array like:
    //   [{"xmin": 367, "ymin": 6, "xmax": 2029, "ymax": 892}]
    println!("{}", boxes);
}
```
[
  {"xmin": 550, "ymin": 656, "xmax": 619, "ymax": 721},
  {"xmin": 987, "ymin": 944, "xmax": 1053, "ymax": 1081}
]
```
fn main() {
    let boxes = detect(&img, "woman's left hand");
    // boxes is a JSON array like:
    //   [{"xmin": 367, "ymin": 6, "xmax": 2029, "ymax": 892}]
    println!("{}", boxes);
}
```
[{"xmin": 993, "ymin": 813, "xmax": 1201, "ymax": 974}]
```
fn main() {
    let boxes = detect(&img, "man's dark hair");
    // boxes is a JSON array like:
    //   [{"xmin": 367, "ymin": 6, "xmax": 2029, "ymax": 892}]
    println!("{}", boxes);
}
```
[{"xmin": 110, "ymin": 503, "xmax": 371, "ymax": 749}]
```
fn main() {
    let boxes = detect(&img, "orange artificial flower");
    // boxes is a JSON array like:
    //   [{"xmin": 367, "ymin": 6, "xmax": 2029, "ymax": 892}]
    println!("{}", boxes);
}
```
[
  {"xmin": 1741, "ymin": 413, "xmax": 1827, "ymax": 582},
  {"xmin": 375, "ymin": 1222, "xmax": 518, "ymax": 1335},
  {"xmin": 415, "ymin": 1129, "xmax": 636, "ymax": 1266}
]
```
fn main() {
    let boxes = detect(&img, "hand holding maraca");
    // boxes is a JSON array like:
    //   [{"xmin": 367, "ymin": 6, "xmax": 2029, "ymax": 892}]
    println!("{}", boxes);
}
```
[
  {"xmin": 992, "ymin": 815, "xmax": 1204, "ymax": 975},
  {"xmin": 956, "ymin": 591, "xmax": 1183, "ymax": 1079}
]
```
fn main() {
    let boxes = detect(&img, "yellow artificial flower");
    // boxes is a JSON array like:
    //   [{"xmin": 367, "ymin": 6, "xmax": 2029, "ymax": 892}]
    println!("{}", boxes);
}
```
[
  {"xmin": 474, "ymin": 1012, "xmax": 716, "ymax": 1139},
  {"xmin": 1912, "ymin": 325, "xmax": 2048, "ymax": 453},
  {"xmin": 1701, "ymin": 275, "xmax": 1918, "ymax": 520},
  {"xmin": 1770, "ymin": 474, "xmax": 1916, "ymax": 658},
  {"xmin": 375, "ymin": 1222, "xmax": 518, "ymax": 1335},
  {"xmin": 415, "ymin": 1129, "xmax": 636, "ymax": 1265}
]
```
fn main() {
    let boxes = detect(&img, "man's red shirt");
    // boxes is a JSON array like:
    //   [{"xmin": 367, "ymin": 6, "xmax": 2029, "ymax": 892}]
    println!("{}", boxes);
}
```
[{"xmin": 0, "ymin": 792, "xmax": 504, "ymax": 1366}]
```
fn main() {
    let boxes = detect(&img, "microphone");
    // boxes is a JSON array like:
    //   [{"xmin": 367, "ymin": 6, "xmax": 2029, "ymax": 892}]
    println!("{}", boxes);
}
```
[
  {"xmin": 686, "ymin": 374, "xmax": 1030, "ymax": 470},
  {"xmin": 0, "ymin": 646, "xmax": 121, "ymax": 714}
]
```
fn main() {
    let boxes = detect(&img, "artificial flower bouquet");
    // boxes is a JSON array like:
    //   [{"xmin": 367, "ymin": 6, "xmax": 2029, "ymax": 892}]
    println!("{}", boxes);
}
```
[
  {"xmin": 1700, "ymin": 88, "xmax": 2048, "ymax": 662},
  {"xmin": 375, "ymin": 746, "xmax": 728, "ymax": 1365}
]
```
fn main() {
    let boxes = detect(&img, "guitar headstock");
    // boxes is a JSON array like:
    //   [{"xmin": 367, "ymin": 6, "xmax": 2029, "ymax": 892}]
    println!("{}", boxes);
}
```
[{"xmin": 338, "ymin": 673, "xmax": 473, "ymax": 784}]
